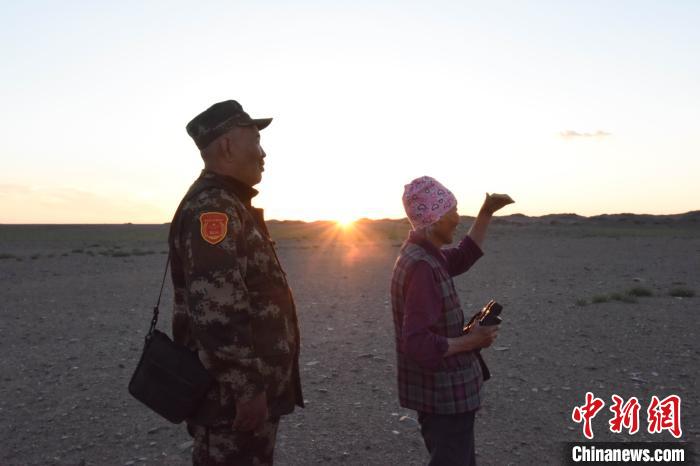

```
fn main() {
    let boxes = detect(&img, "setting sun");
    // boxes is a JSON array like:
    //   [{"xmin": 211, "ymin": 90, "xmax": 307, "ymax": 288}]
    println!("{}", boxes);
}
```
[{"xmin": 335, "ymin": 216, "xmax": 356, "ymax": 230}]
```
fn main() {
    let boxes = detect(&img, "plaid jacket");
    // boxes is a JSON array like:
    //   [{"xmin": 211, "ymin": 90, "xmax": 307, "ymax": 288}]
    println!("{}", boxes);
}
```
[{"xmin": 391, "ymin": 241, "xmax": 483, "ymax": 414}]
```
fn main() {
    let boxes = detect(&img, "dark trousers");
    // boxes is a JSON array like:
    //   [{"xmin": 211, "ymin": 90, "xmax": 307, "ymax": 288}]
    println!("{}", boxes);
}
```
[{"xmin": 417, "ymin": 410, "xmax": 477, "ymax": 466}]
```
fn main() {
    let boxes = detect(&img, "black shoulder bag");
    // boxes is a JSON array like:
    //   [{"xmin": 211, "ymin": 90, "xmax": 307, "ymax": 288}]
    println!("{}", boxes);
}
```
[{"xmin": 127, "ymin": 255, "xmax": 214, "ymax": 424}]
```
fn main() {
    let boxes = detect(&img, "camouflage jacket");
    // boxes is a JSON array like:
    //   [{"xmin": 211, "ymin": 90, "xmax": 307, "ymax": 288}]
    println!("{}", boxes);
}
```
[{"xmin": 168, "ymin": 170, "xmax": 303, "ymax": 426}]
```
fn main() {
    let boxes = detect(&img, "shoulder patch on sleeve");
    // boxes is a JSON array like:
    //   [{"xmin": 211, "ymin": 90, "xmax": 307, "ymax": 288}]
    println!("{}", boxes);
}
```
[{"xmin": 199, "ymin": 212, "xmax": 229, "ymax": 245}]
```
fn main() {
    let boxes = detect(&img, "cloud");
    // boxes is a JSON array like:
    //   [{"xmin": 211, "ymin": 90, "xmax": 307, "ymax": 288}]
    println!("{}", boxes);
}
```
[{"xmin": 560, "ymin": 130, "xmax": 612, "ymax": 139}]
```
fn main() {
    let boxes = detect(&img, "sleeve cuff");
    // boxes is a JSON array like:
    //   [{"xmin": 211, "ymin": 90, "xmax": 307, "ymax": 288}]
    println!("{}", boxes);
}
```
[
  {"xmin": 219, "ymin": 362, "xmax": 267, "ymax": 404},
  {"xmin": 464, "ymin": 234, "xmax": 484, "ymax": 258}
]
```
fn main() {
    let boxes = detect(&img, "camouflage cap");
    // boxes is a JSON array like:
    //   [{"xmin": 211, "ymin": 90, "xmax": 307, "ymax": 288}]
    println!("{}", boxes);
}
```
[{"xmin": 186, "ymin": 100, "xmax": 273, "ymax": 150}]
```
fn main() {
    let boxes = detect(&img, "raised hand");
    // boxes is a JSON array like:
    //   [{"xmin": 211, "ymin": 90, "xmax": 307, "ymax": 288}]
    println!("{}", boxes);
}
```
[{"xmin": 482, "ymin": 192, "xmax": 515, "ymax": 215}]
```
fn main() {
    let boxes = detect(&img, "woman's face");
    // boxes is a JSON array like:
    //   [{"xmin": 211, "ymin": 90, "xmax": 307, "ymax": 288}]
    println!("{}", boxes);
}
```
[{"xmin": 431, "ymin": 206, "xmax": 460, "ymax": 245}]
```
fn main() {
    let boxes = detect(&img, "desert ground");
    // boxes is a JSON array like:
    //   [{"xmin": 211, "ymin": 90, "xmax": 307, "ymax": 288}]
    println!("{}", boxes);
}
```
[{"xmin": 1, "ymin": 212, "xmax": 698, "ymax": 465}]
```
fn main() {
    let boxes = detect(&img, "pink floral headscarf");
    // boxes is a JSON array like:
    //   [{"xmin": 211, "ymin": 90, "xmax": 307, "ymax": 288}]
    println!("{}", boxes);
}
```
[{"xmin": 402, "ymin": 176, "xmax": 457, "ymax": 230}]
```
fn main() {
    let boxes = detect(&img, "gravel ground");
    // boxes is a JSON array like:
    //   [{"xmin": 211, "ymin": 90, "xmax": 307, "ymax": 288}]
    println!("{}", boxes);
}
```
[{"xmin": 0, "ymin": 222, "xmax": 698, "ymax": 465}]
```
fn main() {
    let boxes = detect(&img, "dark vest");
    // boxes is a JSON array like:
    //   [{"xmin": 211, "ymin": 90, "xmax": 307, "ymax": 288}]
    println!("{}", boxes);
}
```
[{"xmin": 391, "ymin": 241, "xmax": 483, "ymax": 414}]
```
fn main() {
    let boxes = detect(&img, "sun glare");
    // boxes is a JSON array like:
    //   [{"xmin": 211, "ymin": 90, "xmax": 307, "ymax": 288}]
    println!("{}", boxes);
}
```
[{"xmin": 335, "ymin": 216, "xmax": 356, "ymax": 230}]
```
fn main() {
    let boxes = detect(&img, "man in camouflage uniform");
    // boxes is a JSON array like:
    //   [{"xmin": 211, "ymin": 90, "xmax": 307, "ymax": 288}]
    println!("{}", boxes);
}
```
[{"xmin": 168, "ymin": 100, "xmax": 303, "ymax": 465}]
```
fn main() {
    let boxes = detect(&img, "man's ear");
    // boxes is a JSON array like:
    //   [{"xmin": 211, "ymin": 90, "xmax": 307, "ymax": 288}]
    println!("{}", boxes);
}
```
[{"xmin": 221, "ymin": 135, "xmax": 235, "ymax": 163}]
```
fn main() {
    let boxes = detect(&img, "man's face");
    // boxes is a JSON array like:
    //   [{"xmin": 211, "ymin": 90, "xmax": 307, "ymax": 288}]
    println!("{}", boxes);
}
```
[
  {"xmin": 222, "ymin": 125, "xmax": 266, "ymax": 186},
  {"xmin": 430, "ymin": 206, "xmax": 460, "ymax": 245}
]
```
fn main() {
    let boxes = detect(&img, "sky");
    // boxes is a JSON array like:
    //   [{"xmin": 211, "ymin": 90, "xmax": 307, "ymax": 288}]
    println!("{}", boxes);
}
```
[{"xmin": 1, "ymin": 0, "xmax": 698, "ymax": 223}]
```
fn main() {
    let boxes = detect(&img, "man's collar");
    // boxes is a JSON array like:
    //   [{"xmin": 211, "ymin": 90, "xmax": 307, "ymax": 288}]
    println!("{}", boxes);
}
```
[
  {"xmin": 200, "ymin": 169, "xmax": 259, "ymax": 204},
  {"xmin": 407, "ymin": 229, "xmax": 448, "ymax": 268}
]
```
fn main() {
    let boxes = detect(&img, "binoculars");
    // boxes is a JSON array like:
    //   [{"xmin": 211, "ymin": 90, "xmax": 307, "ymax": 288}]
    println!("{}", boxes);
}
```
[{"xmin": 463, "ymin": 299, "xmax": 503, "ymax": 333}]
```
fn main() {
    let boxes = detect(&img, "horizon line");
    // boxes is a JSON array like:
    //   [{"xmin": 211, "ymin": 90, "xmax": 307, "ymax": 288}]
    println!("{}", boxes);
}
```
[{"xmin": 1, "ymin": 209, "xmax": 698, "ymax": 226}]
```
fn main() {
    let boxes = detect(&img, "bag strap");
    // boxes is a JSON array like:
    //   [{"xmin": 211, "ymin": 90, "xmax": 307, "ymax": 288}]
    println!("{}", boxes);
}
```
[
  {"xmin": 145, "ymin": 177, "xmax": 224, "ymax": 341},
  {"xmin": 146, "ymin": 252, "xmax": 171, "ymax": 341},
  {"xmin": 145, "ymin": 174, "xmax": 246, "ymax": 341}
]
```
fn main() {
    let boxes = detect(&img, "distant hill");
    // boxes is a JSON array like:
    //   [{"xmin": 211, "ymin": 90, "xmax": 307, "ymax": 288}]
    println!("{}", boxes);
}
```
[
  {"xmin": 490, "ymin": 211, "xmax": 700, "ymax": 226},
  {"xmin": 267, "ymin": 211, "xmax": 700, "ymax": 227}
]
